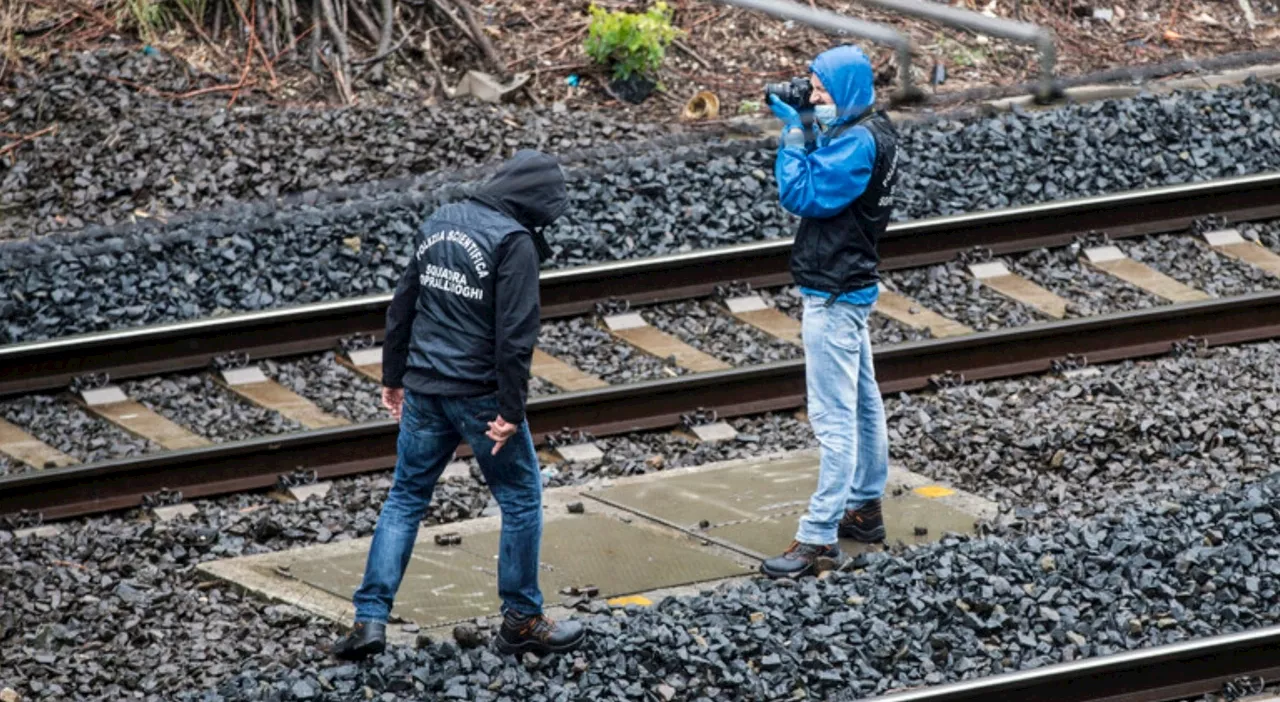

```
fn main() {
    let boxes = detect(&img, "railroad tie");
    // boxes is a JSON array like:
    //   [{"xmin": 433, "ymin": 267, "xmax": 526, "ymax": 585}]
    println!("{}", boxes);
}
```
[
  {"xmin": 873, "ymin": 284, "xmax": 973, "ymax": 338},
  {"xmin": 0, "ymin": 418, "xmax": 78, "ymax": 470},
  {"xmin": 531, "ymin": 349, "xmax": 609, "ymax": 391},
  {"xmin": 337, "ymin": 346, "xmax": 383, "ymax": 383},
  {"xmin": 217, "ymin": 367, "xmax": 349, "ymax": 430},
  {"xmin": 602, "ymin": 312, "xmax": 731, "ymax": 373},
  {"xmin": 722, "ymin": 294, "xmax": 802, "ymax": 346},
  {"xmin": 968, "ymin": 260, "xmax": 1071, "ymax": 319},
  {"xmin": 77, "ymin": 385, "xmax": 212, "ymax": 451},
  {"xmin": 1203, "ymin": 229, "xmax": 1280, "ymax": 278},
  {"xmin": 1082, "ymin": 245, "xmax": 1211, "ymax": 303}
]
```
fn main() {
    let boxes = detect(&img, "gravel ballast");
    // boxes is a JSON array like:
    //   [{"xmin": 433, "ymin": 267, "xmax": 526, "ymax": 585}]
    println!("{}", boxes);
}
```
[
  {"xmin": 4, "ymin": 470, "xmax": 1277, "ymax": 702},
  {"xmin": 4, "ymin": 82, "xmax": 1280, "ymax": 345},
  {"xmin": 1, "ymin": 50, "xmax": 679, "ymax": 238}
]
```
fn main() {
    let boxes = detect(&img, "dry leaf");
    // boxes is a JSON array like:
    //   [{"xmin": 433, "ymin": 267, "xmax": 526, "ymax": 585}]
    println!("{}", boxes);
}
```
[
  {"xmin": 1114, "ymin": 5, "xmax": 1126, "ymax": 20},
  {"xmin": 1192, "ymin": 12, "xmax": 1221, "ymax": 25},
  {"xmin": 1163, "ymin": 29, "xmax": 1184, "ymax": 41}
]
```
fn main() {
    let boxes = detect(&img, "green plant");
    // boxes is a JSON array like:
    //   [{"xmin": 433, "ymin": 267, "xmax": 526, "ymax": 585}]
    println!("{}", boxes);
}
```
[
  {"xmin": 583, "ymin": 2, "xmax": 681, "ymax": 81},
  {"xmin": 125, "ymin": 0, "xmax": 168, "ymax": 38}
]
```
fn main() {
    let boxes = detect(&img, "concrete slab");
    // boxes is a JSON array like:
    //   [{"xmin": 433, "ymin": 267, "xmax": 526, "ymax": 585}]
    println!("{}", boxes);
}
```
[
  {"xmin": 554, "ymin": 443, "xmax": 605, "ymax": 463},
  {"xmin": 81, "ymin": 386, "xmax": 129, "ymax": 406},
  {"xmin": 13, "ymin": 525, "xmax": 64, "ymax": 540},
  {"xmin": 220, "ymin": 367, "xmax": 269, "ymax": 386},
  {"xmin": 287, "ymin": 482, "xmax": 332, "ymax": 502},
  {"xmin": 690, "ymin": 422, "xmax": 738, "ymax": 443},
  {"xmin": 724, "ymin": 295, "xmax": 769, "ymax": 314},
  {"xmin": 152, "ymin": 503, "xmax": 199, "ymax": 521},
  {"xmin": 199, "ymin": 450, "xmax": 993, "ymax": 636},
  {"xmin": 584, "ymin": 451, "xmax": 996, "ymax": 559}
]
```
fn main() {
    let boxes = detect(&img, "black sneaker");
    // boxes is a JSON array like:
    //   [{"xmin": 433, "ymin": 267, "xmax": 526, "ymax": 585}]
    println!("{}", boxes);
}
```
[
  {"xmin": 331, "ymin": 620, "xmax": 386, "ymax": 661},
  {"xmin": 495, "ymin": 612, "xmax": 586, "ymax": 655},
  {"xmin": 839, "ymin": 499, "xmax": 886, "ymax": 542},
  {"xmin": 759, "ymin": 541, "xmax": 847, "ymax": 579}
]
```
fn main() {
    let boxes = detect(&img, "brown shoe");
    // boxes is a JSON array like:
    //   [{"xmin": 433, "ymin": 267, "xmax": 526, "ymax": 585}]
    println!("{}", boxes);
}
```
[{"xmin": 839, "ymin": 499, "xmax": 886, "ymax": 542}]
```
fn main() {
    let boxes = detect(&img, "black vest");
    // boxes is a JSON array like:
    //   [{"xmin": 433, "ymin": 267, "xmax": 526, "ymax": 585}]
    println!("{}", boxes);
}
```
[
  {"xmin": 405, "ymin": 202, "xmax": 516, "ymax": 387},
  {"xmin": 789, "ymin": 111, "xmax": 900, "ymax": 294}
]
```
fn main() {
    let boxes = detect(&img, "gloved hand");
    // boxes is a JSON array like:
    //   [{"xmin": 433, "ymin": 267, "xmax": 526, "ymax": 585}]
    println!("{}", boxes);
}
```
[{"xmin": 768, "ymin": 94, "xmax": 802, "ymax": 130}]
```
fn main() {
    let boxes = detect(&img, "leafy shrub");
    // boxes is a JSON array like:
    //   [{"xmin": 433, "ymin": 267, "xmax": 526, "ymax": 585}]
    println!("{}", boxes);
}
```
[{"xmin": 583, "ymin": 2, "xmax": 681, "ymax": 81}]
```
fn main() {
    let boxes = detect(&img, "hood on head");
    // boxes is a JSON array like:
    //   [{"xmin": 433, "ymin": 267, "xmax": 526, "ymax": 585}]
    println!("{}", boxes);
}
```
[
  {"xmin": 472, "ymin": 149, "xmax": 568, "ymax": 233},
  {"xmin": 810, "ymin": 45, "xmax": 876, "ymax": 123}
]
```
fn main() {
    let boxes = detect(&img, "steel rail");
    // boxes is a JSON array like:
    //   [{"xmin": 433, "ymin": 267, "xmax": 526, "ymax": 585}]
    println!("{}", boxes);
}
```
[
  {"xmin": 2, "ymin": 172, "xmax": 1278, "ymax": 399},
  {"xmin": 5, "ymin": 290, "xmax": 1280, "ymax": 522},
  {"xmin": 869, "ymin": 624, "xmax": 1280, "ymax": 702}
]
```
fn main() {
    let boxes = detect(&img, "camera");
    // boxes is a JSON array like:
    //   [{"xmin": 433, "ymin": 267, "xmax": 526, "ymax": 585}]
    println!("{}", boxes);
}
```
[{"xmin": 764, "ymin": 76, "xmax": 814, "ymax": 111}]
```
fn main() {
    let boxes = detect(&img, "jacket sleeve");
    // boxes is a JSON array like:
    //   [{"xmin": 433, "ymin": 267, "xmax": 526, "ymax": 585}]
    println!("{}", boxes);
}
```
[
  {"xmin": 493, "ymin": 234, "xmax": 540, "ymax": 425},
  {"xmin": 775, "ymin": 126, "xmax": 877, "ymax": 219},
  {"xmin": 381, "ymin": 252, "xmax": 420, "ymax": 388}
]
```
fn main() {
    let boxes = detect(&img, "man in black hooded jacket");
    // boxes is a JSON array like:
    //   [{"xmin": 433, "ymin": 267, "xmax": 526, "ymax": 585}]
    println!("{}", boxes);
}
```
[{"xmin": 332, "ymin": 150, "xmax": 586, "ymax": 660}]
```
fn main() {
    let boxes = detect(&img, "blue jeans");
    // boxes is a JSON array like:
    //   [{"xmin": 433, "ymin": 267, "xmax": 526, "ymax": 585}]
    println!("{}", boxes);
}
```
[
  {"xmin": 352, "ymin": 389, "xmax": 544, "ymax": 622},
  {"xmin": 795, "ymin": 295, "xmax": 890, "ymax": 545}
]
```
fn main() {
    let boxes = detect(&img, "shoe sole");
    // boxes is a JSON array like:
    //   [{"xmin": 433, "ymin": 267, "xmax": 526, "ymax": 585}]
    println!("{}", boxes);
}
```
[{"xmin": 494, "ymin": 628, "xmax": 587, "ymax": 656}]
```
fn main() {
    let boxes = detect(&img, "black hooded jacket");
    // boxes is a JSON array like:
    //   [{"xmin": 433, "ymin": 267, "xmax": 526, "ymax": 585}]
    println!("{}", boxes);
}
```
[{"xmin": 382, "ymin": 150, "xmax": 568, "ymax": 424}]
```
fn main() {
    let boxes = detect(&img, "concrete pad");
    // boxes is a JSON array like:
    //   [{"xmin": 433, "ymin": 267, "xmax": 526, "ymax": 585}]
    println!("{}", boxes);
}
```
[
  {"xmin": 220, "ymin": 367, "xmax": 269, "ymax": 386},
  {"xmin": 1083, "ymin": 245, "xmax": 1126, "ymax": 264},
  {"xmin": 152, "ymin": 503, "xmax": 199, "ymax": 521},
  {"xmin": 287, "ymin": 482, "xmax": 332, "ymax": 502},
  {"xmin": 585, "ymin": 451, "xmax": 996, "ymax": 559},
  {"xmin": 81, "ymin": 386, "xmax": 129, "ymax": 406},
  {"xmin": 690, "ymin": 422, "xmax": 738, "ymax": 443},
  {"xmin": 1203, "ymin": 229, "xmax": 1245, "ymax": 247},
  {"xmin": 724, "ymin": 295, "xmax": 769, "ymax": 314},
  {"xmin": 13, "ymin": 525, "xmax": 63, "ymax": 540},
  {"xmin": 603, "ymin": 312, "xmax": 648, "ymax": 331},
  {"xmin": 968, "ymin": 261, "xmax": 1011, "ymax": 280},
  {"xmin": 199, "ymin": 450, "xmax": 993, "ymax": 636},
  {"xmin": 554, "ymin": 443, "xmax": 605, "ymax": 463},
  {"xmin": 346, "ymin": 348, "xmax": 382, "ymax": 367}
]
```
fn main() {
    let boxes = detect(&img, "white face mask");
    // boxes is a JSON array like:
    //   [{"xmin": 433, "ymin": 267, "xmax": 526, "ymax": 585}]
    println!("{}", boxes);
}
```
[{"xmin": 813, "ymin": 104, "xmax": 838, "ymax": 127}]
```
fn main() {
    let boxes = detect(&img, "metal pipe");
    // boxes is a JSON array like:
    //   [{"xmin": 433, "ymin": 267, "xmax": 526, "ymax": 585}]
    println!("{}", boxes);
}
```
[
  {"xmin": 713, "ymin": 0, "xmax": 922, "ymax": 103},
  {"xmin": 850, "ymin": 0, "xmax": 1060, "ymax": 100}
]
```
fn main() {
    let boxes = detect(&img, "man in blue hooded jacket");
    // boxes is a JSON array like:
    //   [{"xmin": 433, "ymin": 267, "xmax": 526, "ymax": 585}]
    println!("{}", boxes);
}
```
[{"xmin": 759, "ymin": 45, "xmax": 901, "ymax": 579}]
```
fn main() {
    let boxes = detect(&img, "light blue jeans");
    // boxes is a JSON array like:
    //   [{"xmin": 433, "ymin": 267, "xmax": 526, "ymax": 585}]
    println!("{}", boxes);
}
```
[
  {"xmin": 352, "ymin": 389, "xmax": 544, "ymax": 622},
  {"xmin": 795, "ymin": 295, "xmax": 889, "ymax": 545}
]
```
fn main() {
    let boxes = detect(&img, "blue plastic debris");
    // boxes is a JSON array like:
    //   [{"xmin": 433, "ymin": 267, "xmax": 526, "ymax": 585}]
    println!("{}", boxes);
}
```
[
  {"xmin": 566, "ymin": 74, "xmax": 580, "ymax": 87},
  {"xmin": 142, "ymin": 45, "xmax": 158, "ymax": 56}
]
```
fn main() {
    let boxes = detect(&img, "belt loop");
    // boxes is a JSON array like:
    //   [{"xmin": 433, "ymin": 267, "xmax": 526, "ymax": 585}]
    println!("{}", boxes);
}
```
[{"xmin": 824, "ymin": 294, "xmax": 838, "ymax": 308}]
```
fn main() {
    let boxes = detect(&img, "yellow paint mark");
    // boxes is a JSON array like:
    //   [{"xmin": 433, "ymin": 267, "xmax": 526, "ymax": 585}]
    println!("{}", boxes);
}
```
[
  {"xmin": 607, "ymin": 595, "xmax": 652, "ymax": 607},
  {"xmin": 914, "ymin": 485, "xmax": 955, "ymax": 499}
]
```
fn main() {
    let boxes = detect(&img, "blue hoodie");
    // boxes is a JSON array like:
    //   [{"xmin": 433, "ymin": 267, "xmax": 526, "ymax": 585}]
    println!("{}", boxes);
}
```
[{"xmin": 775, "ymin": 45, "xmax": 879, "ymax": 304}]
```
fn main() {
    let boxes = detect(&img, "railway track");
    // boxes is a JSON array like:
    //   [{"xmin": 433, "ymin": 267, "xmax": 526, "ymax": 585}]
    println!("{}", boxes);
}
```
[
  {"xmin": 3, "ymin": 171, "xmax": 1278, "ymax": 397},
  {"xmin": 871, "ymin": 624, "xmax": 1280, "ymax": 702},
  {"xmin": 2, "ymin": 173, "xmax": 1280, "ymax": 521}
]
